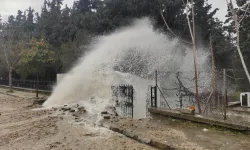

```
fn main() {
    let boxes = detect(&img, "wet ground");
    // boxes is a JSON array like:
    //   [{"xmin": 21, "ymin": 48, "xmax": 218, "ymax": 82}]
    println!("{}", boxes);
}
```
[{"xmin": 0, "ymin": 94, "xmax": 155, "ymax": 150}]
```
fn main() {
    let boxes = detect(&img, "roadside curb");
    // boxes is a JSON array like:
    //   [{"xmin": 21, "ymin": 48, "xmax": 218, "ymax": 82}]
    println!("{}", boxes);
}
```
[{"xmin": 108, "ymin": 126, "xmax": 177, "ymax": 150}]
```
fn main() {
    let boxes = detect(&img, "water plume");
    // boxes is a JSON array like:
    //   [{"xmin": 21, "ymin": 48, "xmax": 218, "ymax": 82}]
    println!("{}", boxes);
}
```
[{"xmin": 43, "ymin": 18, "xmax": 210, "ymax": 119}]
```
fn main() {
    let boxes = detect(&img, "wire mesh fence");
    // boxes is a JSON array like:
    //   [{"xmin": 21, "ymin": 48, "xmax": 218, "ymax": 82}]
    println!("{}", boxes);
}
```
[
  {"xmin": 148, "ymin": 69, "xmax": 250, "ymax": 123},
  {"xmin": 0, "ymin": 79, "xmax": 55, "ymax": 91}
]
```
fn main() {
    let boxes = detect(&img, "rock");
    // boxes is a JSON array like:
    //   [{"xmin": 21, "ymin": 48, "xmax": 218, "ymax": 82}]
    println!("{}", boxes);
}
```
[
  {"xmin": 61, "ymin": 107, "xmax": 71, "ymax": 111},
  {"xmin": 78, "ymin": 107, "xmax": 87, "ymax": 113},
  {"xmin": 72, "ymin": 113, "xmax": 80, "ymax": 117},
  {"xmin": 33, "ymin": 97, "xmax": 46, "ymax": 105},
  {"xmin": 103, "ymin": 115, "xmax": 111, "ymax": 119},
  {"xmin": 101, "ymin": 111, "xmax": 108, "ymax": 115},
  {"xmin": 73, "ymin": 104, "xmax": 79, "ymax": 108},
  {"xmin": 84, "ymin": 133, "xmax": 94, "ymax": 136},
  {"xmin": 75, "ymin": 119, "xmax": 83, "ymax": 122},
  {"xmin": 203, "ymin": 128, "xmax": 208, "ymax": 132},
  {"xmin": 69, "ymin": 109, "xmax": 75, "ymax": 113},
  {"xmin": 78, "ymin": 106, "xmax": 85, "ymax": 110},
  {"xmin": 136, "ymin": 136, "xmax": 151, "ymax": 144},
  {"xmin": 150, "ymin": 140, "xmax": 171, "ymax": 150},
  {"xmin": 179, "ymin": 108, "xmax": 195, "ymax": 115}
]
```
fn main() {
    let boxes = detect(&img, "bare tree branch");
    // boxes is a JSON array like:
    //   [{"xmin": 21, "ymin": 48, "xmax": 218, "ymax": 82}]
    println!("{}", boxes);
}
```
[
  {"xmin": 182, "ymin": 0, "xmax": 194, "ymax": 41},
  {"xmin": 2, "ymin": 47, "xmax": 11, "ymax": 69},
  {"xmin": 238, "ymin": 1, "xmax": 250, "ymax": 24},
  {"xmin": 160, "ymin": 11, "xmax": 193, "ymax": 45}
]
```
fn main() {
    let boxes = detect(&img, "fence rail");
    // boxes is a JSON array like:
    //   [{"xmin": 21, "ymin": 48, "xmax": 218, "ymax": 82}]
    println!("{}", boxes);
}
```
[{"xmin": 0, "ymin": 79, "xmax": 55, "ymax": 91}]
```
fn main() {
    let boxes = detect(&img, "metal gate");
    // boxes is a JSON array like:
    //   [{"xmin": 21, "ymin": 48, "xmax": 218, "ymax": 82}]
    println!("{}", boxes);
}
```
[
  {"xmin": 111, "ymin": 85, "xmax": 134, "ymax": 118},
  {"xmin": 151, "ymin": 86, "xmax": 157, "ymax": 107}
]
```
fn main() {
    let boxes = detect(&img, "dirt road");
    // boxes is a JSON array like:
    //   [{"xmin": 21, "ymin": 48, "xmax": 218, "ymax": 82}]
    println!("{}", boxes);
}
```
[{"xmin": 0, "ymin": 94, "xmax": 155, "ymax": 150}]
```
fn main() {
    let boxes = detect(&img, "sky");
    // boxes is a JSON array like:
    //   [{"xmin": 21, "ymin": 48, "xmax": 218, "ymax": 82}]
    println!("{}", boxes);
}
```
[{"xmin": 0, "ymin": 0, "xmax": 230, "ymax": 23}]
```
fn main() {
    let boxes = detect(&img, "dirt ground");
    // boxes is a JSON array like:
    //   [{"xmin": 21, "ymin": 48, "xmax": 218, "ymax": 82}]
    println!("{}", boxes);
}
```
[
  {"xmin": 103, "ymin": 115, "xmax": 250, "ymax": 150},
  {"xmin": 0, "ymin": 94, "xmax": 156, "ymax": 150},
  {"xmin": 1, "ymin": 93, "xmax": 250, "ymax": 150}
]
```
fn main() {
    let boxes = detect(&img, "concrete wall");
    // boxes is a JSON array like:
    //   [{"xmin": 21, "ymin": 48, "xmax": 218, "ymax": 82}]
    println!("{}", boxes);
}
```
[{"xmin": 57, "ymin": 74, "xmax": 66, "ymax": 84}]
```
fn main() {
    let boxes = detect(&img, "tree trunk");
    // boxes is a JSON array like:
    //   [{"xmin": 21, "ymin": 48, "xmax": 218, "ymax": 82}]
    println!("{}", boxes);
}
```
[
  {"xmin": 236, "ymin": 32, "xmax": 250, "ymax": 83},
  {"xmin": 191, "ymin": 0, "xmax": 201, "ymax": 114},
  {"xmin": 230, "ymin": 0, "xmax": 250, "ymax": 84},
  {"xmin": 8, "ymin": 68, "xmax": 13, "ymax": 91},
  {"xmin": 210, "ymin": 37, "xmax": 215, "ymax": 91},
  {"xmin": 210, "ymin": 37, "xmax": 215, "ymax": 109}
]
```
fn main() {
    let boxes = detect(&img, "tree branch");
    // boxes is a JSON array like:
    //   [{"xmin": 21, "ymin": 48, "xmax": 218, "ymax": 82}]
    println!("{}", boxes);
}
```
[
  {"xmin": 239, "ymin": 2, "xmax": 250, "ymax": 24},
  {"xmin": 2, "ymin": 47, "xmax": 11, "ymax": 69},
  {"xmin": 160, "ymin": 11, "xmax": 193, "ymax": 45},
  {"xmin": 182, "ymin": 0, "xmax": 194, "ymax": 42}
]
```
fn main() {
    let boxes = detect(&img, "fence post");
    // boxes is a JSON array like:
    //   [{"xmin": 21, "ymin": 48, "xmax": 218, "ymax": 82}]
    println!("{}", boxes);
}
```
[
  {"xmin": 36, "ymin": 73, "xmax": 39, "ymax": 97},
  {"xmin": 179, "ymin": 93, "xmax": 183, "ymax": 108},
  {"xmin": 155, "ymin": 70, "xmax": 157, "ymax": 108},
  {"xmin": 223, "ymin": 69, "xmax": 227, "ymax": 120}
]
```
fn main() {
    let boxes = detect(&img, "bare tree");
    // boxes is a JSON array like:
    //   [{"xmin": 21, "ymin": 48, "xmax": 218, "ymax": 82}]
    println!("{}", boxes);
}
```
[
  {"xmin": 161, "ymin": 0, "xmax": 201, "ymax": 113},
  {"xmin": 0, "ymin": 22, "xmax": 27, "ymax": 91},
  {"xmin": 225, "ymin": 0, "xmax": 250, "ymax": 83}
]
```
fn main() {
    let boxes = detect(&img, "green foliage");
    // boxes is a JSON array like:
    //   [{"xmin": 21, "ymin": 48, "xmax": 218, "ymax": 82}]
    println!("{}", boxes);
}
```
[
  {"xmin": 1, "ymin": 0, "xmax": 247, "ymax": 85},
  {"xmin": 60, "ymin": 30, "xmax": 94, "ymax": 72},
  {"xmin": 17, "ymin": 38, "xmax": 56, "ymax": 77}
]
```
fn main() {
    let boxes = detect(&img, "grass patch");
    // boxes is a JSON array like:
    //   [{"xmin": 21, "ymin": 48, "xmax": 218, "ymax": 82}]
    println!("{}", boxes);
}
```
[
  {"xmin": 6, "ymin": 89, "xmax": 14, "ymax": 93},
  {"xmin": 230, "ymin": 91, "xmax": 241, "ymax": 102},
  {"xmin": 162, "ymin": 115, "xmax": 247, "ymax": 135}
]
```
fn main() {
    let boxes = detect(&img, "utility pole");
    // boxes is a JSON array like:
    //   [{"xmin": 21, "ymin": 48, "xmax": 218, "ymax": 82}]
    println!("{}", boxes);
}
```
[{"xmin": 191, "ymin": 0, "xmax": 201, "ymax": 114}]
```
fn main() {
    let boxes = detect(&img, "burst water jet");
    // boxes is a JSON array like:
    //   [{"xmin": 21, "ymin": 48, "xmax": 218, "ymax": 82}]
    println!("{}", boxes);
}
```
[{"xmin": 43, "ymin": 18, "xmax": 210, "ymax": 119}]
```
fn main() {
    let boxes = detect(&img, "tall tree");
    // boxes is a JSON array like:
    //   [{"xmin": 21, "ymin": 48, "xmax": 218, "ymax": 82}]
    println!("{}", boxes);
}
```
[
  {"xmin": 225, "ymin": 0, "xmax": 250, "ymax": 87},
  {"xmin": 0, "ymin": 17, "xmax": 28, "ymax": 91},
  {"xmin": 17, "ymin": 38, "xmax": 56, "ymax": 96},
  {"xmin": 73, "ymin": 0, "xmax": 92, "ymax": 13},
  {"xmin": 25, "ymin": 7, "xmax": 35, "ymax": 33}
]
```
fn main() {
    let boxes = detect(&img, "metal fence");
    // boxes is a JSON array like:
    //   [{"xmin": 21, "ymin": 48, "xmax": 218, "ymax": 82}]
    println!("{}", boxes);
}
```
[{"xmin": 0, "ymin": 79, "xmax": 55, "ymax": 91}]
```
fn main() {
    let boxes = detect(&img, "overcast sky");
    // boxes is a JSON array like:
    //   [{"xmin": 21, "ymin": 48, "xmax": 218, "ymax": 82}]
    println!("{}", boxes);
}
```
[{"xmin": 0, "ymin": 0, "xmax": 229, "ymax": 23}]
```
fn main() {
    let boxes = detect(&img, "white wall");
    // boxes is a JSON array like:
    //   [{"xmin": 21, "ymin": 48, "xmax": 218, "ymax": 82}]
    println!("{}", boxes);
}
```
[{"xmin": 57, "ymin": 74, "xmax": 66, "ymax": 84}]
